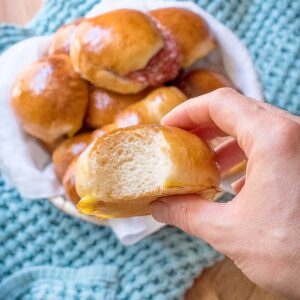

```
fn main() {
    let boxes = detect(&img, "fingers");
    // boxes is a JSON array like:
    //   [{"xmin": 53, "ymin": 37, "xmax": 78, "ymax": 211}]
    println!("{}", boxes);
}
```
[
  {"xmin": 231, "ymin": 176, "xmax": 245, "ymax": 194},
  {"xmin": 150, "ymin": 194, "xmax": 232, "ymax": 246},
  {"xmin": 161, "ymin": 88, "xmax": 277, "ymax": 157},
  {"xmin": 253, "ymin": 100, "xmax": 300, "ymax": 125},
  {"xmin": 215, "ymin": 139, "xmax": 246, "ymax": 174}
]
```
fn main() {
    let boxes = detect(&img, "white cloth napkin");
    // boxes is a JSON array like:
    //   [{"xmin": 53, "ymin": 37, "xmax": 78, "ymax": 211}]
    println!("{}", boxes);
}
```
[{"xmin": 0, "ymin": 0, "xmax": 263, "ymax": 245}]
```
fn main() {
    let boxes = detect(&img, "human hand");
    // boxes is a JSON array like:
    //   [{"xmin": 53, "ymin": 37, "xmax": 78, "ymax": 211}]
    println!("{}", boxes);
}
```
[{"xmin": 151, "ymin": 88, "xmax": 300, "ymax": 299}]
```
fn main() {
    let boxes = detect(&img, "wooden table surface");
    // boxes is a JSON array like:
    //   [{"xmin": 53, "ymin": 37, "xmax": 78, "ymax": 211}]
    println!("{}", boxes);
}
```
[{"xmin": 0, "ymin": 1, "xmax": 287, "ymax": 299}]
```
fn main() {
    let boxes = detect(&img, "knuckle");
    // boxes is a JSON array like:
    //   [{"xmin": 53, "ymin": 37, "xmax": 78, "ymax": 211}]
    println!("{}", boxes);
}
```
[
  {"xmin": 272, "ymin": 119, "xmax": 300, "ymax": 150},
  {"xmin": 213, "ymin": 87, "xmax": 238, "ymax": 98}
]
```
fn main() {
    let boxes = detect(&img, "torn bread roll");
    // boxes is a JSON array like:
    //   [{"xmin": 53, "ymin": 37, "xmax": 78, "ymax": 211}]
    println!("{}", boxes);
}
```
[
  {"xmin": 11, "ymin": 54, "xmax": 89, "ymax": 143},
  {"xmin": 85, "ymin": 87, "xmax": 152, "ymax": 129},
  {"xmin": 70, "ymin": 9, "xmax": 181, "ymax": 94},
  {"xmin": 75, "ymin": 125, "xmax": 220, "ymax": 218},
  {"xmin": 114, "ymin": 86, "xmax": 187, "ymax": 128},
  {"xmin": 149, "ymin": 8, "xmax": 215, "ymax": 68}
]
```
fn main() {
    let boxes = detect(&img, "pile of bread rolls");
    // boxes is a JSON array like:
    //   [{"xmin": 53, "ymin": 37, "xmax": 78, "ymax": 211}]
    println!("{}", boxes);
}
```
[{"xmin": 11, "ymin": 8, "xmax": 240, "ymax": 218}]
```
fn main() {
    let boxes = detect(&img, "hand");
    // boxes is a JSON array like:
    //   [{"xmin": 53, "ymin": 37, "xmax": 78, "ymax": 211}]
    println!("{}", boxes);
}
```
[{"xmin": 151, "ymin": 88, "xmax": 300, "ymax": 299}]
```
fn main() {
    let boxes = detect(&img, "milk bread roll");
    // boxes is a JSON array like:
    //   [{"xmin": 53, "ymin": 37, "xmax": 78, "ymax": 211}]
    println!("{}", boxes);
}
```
[
  {"xmin": 11, "ymin": 54, "xmax": 89, "ymax": 143},
  {"xmin": 76, "ymin": 125, "xmax": 220, "ymax": 218},
  {"xmin": 115, "ymin": 86, "xmax": 187, "ymax": 128},
  {"xmin": 149, "ymin": 8, "xmax": 215, "ymax": 68},
  {"xmin": 70, "ymin": 9, "xmax": 181, "ymax": 93},
  {"xmin": 52, "ymin": 132, "xmax": 92, "ymax": 180}
]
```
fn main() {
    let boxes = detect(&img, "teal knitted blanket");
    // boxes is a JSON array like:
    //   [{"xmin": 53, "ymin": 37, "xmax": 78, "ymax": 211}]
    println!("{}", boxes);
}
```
[{"xmin": 0, "ymin": 0, "xmax": 299, "ymax": 299}]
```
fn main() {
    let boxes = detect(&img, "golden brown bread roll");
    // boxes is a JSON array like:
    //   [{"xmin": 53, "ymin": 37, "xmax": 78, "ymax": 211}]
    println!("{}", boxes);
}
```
[
  {"xmin": 85, "ymin": 87, "xmax": 151, "ymax": 128},
  {"xmin": 114, "ymin": 86, "xmax": 187, "ymax": 128},
  {"xmin": 76, "ymin": 125, "xmax": 220, "ymax": 218},
  {"xmin": 52, "ymin": 132, "xmax": 92, "ymax": 180},
  {"xmin": 63, "ymin": 158, "xmax": 80, "ymax": 205},
  {"xmin": 70, "ymin": 9, "xmax": 181, "ymax": 94},
  {"xmin": 48, "ymin": 20, "xmax": 80, "ymax": 55},
  {"xmin": 149, "ymin": 8, "xmax": 215, "ymax": 68},
  {"xmin": 177, "ymin": 68, "xmax": 235, "ymax": 98},
  {"xmin": 11, "ymin": 54, "xmax": 89, "ymax": 143},
  {"xmin": 91, "ymin": 124, "xmax": 117, "ymax": 141}
]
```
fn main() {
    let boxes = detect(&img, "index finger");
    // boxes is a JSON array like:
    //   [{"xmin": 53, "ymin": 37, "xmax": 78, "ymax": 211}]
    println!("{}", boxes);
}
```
[{"xmin": 161, "ymin": 88, "xmax": 274, "ymax": 157}]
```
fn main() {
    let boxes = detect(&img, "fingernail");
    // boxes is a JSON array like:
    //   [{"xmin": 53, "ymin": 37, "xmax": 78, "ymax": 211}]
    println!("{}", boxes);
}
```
[{"xmin": 150, "ymin": 201, "xmax": 168, "ymax": 223}]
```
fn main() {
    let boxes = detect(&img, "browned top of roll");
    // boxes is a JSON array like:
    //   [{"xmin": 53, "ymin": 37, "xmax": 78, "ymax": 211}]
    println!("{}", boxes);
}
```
[
  {"xmin": 149, "ymin": 8, "xmax": 216, "ymax": 68},
  {"xmin": 114, "ymin": 86, "xmax": 187, "ymax": 128},
  {"xmin": 11, "ymin": 54, "xmax": 89, "ymax": 143},
  {"xmin": 85, "ymin": 87, "xmax": 152, "ymax": 129},
  {"xmin": 48, "ymin": 21, "xmax": 80, "ymax": 55},
  {"xmin": 73, "ymin": 9, "xmax": 163, "ymax": 74}
]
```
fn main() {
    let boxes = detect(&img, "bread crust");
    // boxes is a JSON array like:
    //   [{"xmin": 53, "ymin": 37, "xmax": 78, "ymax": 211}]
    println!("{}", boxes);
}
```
[
  {"xmin": 11, "ymin": 54, "xmax": 89, "ymax": 143},
  {"xmin": 150, "ymin": 8, "xmax": 216, "ymax": 67},
  {"xmin": 63, "ymin": 158, "xmax": 81, "ymax": 205},
  {"xmin": 85, "ymin": 87, "xmax": 151, "ymax": 128},
  {"xmin": 48, "ymin": 20, "xmax": 81, "ymax": 55},
  {"xmin": 52, "ymin": 132, "xmax": 92, "ymax": 180},
  {"xmin": 115, "ymin": 86, "xmax": 187, "ymax": 127},
  {"xmin": 70, "ymin": 9, "xmax": 164, "ymax": 93},
  {"xmin": 91, "ymin": 124, "xmax": 117, "ymax": 141},
  {"xmin": 177, "ymin": 68, "xmax": 234, "ymax": 98}
]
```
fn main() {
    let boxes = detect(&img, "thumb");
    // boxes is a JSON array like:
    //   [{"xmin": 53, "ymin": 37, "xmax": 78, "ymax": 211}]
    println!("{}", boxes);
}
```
[{"xmin": 150, "ymin": 194, "xmax": 231, "ymax": 245}]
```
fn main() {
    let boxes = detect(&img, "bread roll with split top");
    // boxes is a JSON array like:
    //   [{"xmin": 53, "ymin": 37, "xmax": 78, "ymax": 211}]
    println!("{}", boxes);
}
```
[
  {"xmin": 63, "ymin": 158, "xmax": 80, "ymax": 205},
  {"xmin": 70, "ymin": 9, "xmax": 181, "ymax": 94},
  {"xmin": 11, "ymin": 54, "xmax": 89, "ymax": 143},
  {"xmin": 177, "ymin": 68, "xmax": 235, "ymax": 98},
  {"xmin": 114, "ymin": 86, "xmax": 187, "ymax": 128},
  {"xmin": 149, "ymin": 8, "xmax": 215, "ymax": 68},
  {"xmin": 75, "ymin": 125, "xmax": 220, "ymax": 218},
  {"xmin": 85, "ymin": 87, "xmax": 152, "ymax": 128},
  {"xmin": 53, "ymin": 132, "xmax": 92, "ymax": 180}
]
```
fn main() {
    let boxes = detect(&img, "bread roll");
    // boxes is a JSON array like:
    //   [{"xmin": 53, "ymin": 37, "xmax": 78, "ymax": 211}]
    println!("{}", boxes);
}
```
[
  {"xmin": 177, "ymin": 69, "xmax": 234, "ymax": 98},
  {"xmin": 76, "ymin": 125, "xmax": 220, "ymax": 218},
  {"xmin": 63, "ymin": 158, "xmax": 80, "ymax": 204},
  {"xmin": 85, "ymin": 87, "xmax": 151, "ymax": 128},
  {"xmin": 149, "ymin": 8, "xmax": 215, "ymax": 68},
  {"xmin": 70, "ymin": 9, "xmax": 181, "ymax": 94},
  {"xmin": 91, "ymin": 124, "xmax": 116, "ymax": 141},
  {"xmin": 115, "ymin": 86, "xmax": 187, "ymax": 128},
  {"xmin": 11, "ymin": 54, "xmax": 89, "ymax": 143},
  {"xmin": 48, "ymin": 21, "xmax": 80, "ymax": 55},
  {"xmin": 53, "ymin": 132, "xmax": 92, "ymax": 180}
]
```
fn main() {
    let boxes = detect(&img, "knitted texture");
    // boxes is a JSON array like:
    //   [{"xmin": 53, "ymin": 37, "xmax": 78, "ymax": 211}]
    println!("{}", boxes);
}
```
[{"xmin": 0, "ymin": 0, "xmax": 299, "ymax": 299}]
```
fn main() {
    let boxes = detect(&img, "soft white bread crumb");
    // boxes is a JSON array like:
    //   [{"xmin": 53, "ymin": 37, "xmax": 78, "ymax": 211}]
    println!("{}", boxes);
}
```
[{"xmin": 76, "ymin": 125, "xmax": 220, "ymax": 218}]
